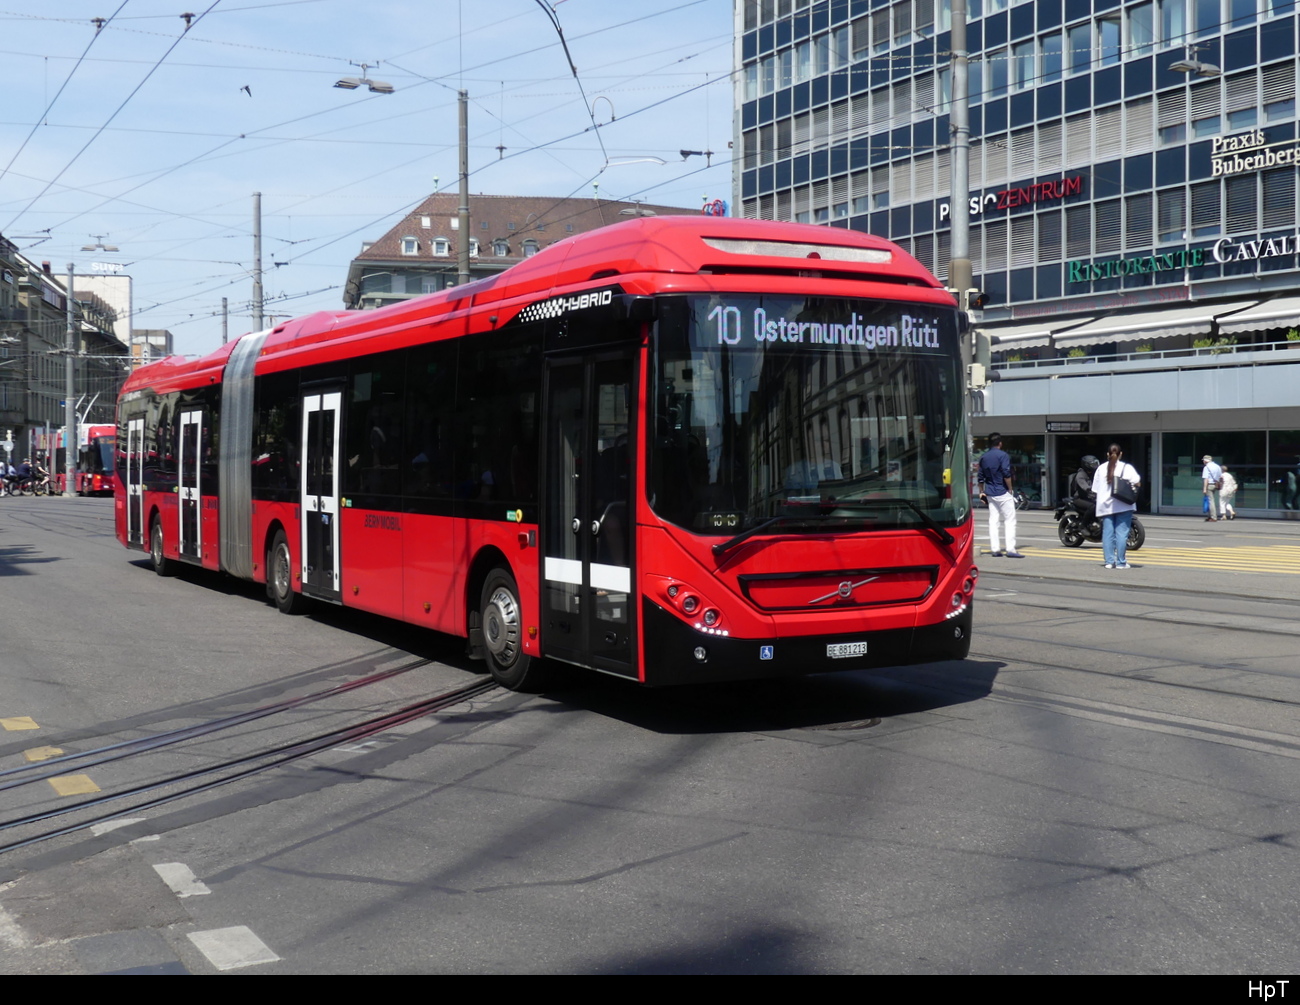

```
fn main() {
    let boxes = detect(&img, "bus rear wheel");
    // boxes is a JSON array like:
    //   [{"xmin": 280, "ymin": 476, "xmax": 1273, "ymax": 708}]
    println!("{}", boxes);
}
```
[
  {"xmin": 268, "ymin": 531, "xmax": 310, "ymax": 614},
  {"xmin": 149, "ymin": 517, "xmax": 174, "ymax": 576},
  {"xmin": 480, "ymin": 569, "xmax": 548, "ymax": 691}
]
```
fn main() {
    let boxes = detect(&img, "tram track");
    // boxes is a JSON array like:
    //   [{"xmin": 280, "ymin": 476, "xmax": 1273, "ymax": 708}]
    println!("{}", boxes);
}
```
[
  {"xmin": 0, "ymin": 657, "xmax": 435, "ymax": 793},
  {"xmin": 977, "ymin": 581, "xmax": 1300, "ymax": 640},
  {"xmin": 0, "ymin": 675, "xmax": 498, "ymax": 856},
  {"xmin": 967, "ymin": 642, "xmax": 1300, "ymax": 708}
]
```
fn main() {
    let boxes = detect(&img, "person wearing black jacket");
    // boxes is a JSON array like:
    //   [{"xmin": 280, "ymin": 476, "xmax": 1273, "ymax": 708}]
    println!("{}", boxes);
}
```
[{"xmin": 1070, "ymin": 454, "xmax": 1100, "ymax": 523}]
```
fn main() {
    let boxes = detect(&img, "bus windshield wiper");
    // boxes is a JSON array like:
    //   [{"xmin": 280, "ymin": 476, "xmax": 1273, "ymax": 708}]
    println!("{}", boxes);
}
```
[
  {"xmin": 832, "ymin": 497, "xmax": 955, "ymax": 546},
  {"xmin": 711, "ymin": 512, "xmax": 869, "ymax": 557},
  {"xmin": 712, "ymin": 516, "xmax": 795, "ymax": 556}
]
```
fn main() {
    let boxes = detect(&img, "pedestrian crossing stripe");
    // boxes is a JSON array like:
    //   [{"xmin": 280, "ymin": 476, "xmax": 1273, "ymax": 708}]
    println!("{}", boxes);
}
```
[{"xmin": 1016, "ymin": 545, "xmax": 1300, "ymax": 574}]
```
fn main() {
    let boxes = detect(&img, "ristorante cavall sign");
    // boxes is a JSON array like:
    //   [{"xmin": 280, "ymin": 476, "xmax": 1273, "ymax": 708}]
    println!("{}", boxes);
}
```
[{"xmin": 939, "ymin": 175, "xmax": 1085, "ymax": 221}]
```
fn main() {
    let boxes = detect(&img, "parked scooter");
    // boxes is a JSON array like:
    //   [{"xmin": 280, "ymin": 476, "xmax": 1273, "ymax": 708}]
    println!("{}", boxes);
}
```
[{"xmin": 1054, "ymin": 497, "xmax": 1145, "ymax": 550}]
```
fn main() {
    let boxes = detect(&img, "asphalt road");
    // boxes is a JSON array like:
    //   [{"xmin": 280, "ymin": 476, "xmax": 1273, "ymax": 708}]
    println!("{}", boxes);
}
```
[{"xmin": 1, "ymin": 498, "xmax": 1298, "ymax": 974}]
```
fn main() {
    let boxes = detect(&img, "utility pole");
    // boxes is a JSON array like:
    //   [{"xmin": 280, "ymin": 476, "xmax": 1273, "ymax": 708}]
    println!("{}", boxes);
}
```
[
  {"xmin": 222, "ymin": 296, "xmax": 229, "ymax": 344},
  {"xmin": 458, "ymin": 90, "xmax": 471, "ymax": 288},
  {"xmin": 252, "ymin": 191, "xmax": 264, "ymax": 330},
  {"xmin": 949, "ymin": 0, "xmax": 972, "ymax": 336},
  {"xmin": 64, "ymin": 263, "xmax": 76, "ymax": 497}
]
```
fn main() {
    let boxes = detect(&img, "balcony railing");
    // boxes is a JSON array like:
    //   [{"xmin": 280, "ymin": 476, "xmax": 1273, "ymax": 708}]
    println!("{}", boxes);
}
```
[{"xmin": 993, "ymin": 338, "xmax": 1300, "ymax": 376}]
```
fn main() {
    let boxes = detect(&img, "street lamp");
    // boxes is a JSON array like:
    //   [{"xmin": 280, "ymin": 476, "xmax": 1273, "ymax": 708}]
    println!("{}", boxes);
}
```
[
  {"xmin": 334, "ymin": 63, "xmax": 395, "ymax": 94},
  {"xmin": 81, "ymin": 236, "xmax": 119, "ymax": 252},
  {"xmin": 1170, "ymin": 45, "xmax": 1221, "ymax": 78}
]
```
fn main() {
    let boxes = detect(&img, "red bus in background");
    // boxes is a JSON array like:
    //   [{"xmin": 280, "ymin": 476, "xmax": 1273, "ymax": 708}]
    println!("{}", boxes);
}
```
[
  {"xmin": 52, "ymin": 424, "xmax": 118, "ymax": 496},
  {"xmin": 116, "ymin": 216, "xmax": 975, "ymax": 690}
]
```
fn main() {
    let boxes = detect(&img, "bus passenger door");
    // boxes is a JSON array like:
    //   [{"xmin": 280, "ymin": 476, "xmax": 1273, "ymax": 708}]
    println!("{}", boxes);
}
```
[
  {"xmin": 178, "ymin": 410, "xmax": 202, "ymax": 560},
  {"xmin": 126, "ymin": 417, "xmax": 144, "ymax": 546},
  {"xmin": 301, "ymin": 389, "xmax": 342, "ymax": 600},
  {"xmin": 541, "ymin": 355, "xmax": 635, "ymax": 676}
]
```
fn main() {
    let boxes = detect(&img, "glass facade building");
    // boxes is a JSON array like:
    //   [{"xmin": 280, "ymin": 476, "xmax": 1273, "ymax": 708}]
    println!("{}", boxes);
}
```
[{"xmin": 733, "ymin": 0, "xmax": 1300, "ymax": 515}]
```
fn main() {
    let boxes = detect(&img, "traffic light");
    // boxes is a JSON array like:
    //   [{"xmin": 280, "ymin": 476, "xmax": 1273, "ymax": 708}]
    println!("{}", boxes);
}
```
[{"xmin": 966, "ymin": 288, "xmax": 989, "ymax": 310}]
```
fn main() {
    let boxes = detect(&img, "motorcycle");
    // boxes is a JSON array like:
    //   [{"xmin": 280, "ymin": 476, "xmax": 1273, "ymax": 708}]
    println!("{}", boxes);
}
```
[{"xmin": 1053, "ymin": 497, "xmax": 1145, "ymax": 550}]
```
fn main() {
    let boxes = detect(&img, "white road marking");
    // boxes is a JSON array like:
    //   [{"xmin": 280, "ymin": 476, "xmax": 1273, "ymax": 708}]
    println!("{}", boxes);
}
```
[
  {"xmin": 90, "ymin": 817, "xmax": 148, "ymax": 837},
  {"xmin": 0, "ymin": 900, "xmax": 30, "ymax": 950},
  {"xmin": 152, "ymin": 862, "xmax": 211, "ymax": 898},
  {"xmin": 188, "ymin": 926, "xmax": 280, "ymax": 971}
]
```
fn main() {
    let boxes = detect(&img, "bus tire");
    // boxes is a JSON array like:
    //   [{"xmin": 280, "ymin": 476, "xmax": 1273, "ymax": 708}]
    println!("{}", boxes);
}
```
[
  {"xmin": 149, "ymin": 516, "xmax": 175, "ymax": 576},
  {"xmin": 268, "ymin": 531, "xmax": 310, "ymax": 615},
  {"xmin": 480, "ymin": 568, "xmax": 546, "ymax": 691}
]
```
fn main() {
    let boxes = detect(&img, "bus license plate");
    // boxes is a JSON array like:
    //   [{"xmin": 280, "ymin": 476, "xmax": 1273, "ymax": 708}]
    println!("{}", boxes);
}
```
[{"xmin": 826, "ymin": 641, "xmax": 867, "ymax": 659}]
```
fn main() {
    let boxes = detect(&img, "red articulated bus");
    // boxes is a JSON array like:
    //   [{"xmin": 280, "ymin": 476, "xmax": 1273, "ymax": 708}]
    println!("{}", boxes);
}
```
[{"xmin": 116, "ymin": 216, "xmax": 975, "ymax": 690}]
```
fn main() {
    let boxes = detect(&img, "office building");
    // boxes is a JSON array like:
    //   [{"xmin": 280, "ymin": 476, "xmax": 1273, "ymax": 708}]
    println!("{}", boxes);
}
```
[{"xmin": 734, "ymin": 0, "xmax": 1300, "ymax": 513}]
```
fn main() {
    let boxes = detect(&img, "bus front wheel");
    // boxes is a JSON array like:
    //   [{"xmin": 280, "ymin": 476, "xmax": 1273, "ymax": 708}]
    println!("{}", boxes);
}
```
[
  {"xmin": 268, "ymin": 531, "xmax": 310, "ymax": 615},
  {"xmin": 149, "ymin": 517, "xmax": 174, "ymax": 577},
  {"xmin": 480, "ymin": 569, "xmax": 546, "ymax": 691}
]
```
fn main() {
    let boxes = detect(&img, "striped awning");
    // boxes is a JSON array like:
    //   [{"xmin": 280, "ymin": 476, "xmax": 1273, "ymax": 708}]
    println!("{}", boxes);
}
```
[
  {"xmin": 983, "ymin": 317, "xmax": 1095, "ymax": 350},
  {"xmin": 1216, "ymin": 296, "xmax": 1300, "ymax": 336},
  {"xmin": 1051, "ymin": 301, "xmax": 1256, "ymax": 347}
]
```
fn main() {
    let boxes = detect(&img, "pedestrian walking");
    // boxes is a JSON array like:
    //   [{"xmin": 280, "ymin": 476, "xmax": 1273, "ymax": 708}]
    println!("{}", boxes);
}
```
[
  {"xmin": 1202, "ymin": 454, "xmax": 1224, "ymax": 521},
  {"xmin": 1219, "ymin": 465, "xmax": 1238, "ymax": 520},
  {"xmin": 978, "ymin": 432, "xmax": 1022, "ymax": 558},
  {"xmin": 1280, "ymin": 457, "xmax": 1300, "ymax": 510},
  {"xmin": 1092, "ymin": 443, "xmax": 1141, "ymax": 569}
]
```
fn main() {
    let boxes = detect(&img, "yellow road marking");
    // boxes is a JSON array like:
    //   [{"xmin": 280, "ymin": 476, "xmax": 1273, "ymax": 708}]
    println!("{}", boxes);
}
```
[
  {"xmin": 23, "ymin": 746, "xmax": 63, "ymax": 762},
  {"xmin": 1018, "ymin": 545, "xmax": 1300, "ymax": 574},
  {"xmin": 0, "ymin": 716, "xmax": 39, "ymax": 731},
  {"xmin": 48, "ymin": 774, "xmax": 100, "ymax": 796}
]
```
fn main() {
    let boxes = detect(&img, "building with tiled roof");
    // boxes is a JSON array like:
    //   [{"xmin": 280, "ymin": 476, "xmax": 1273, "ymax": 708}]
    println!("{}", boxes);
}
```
[{"xmin": 343, "ymin": 192, "xmax": 696, "ymax": 309}]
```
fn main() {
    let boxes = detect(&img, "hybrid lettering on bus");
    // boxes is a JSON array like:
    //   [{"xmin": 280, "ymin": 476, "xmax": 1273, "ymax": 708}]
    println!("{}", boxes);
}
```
[{"xmin": 117, "ymin": 216, "xmax": 975, "ymax": 689}]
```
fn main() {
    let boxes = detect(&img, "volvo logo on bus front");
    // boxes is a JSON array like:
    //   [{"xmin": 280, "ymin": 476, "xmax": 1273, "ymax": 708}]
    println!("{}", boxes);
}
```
[{"xmin": 808, "ymin": 576, "xmax": 879, "ymax": 605}]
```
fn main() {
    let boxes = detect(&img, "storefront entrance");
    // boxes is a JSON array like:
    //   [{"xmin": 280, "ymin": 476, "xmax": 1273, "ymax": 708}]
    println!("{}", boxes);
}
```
[{"xmin": 1054, "ymin": 434, "xmax": 1152, "ymax": 512}]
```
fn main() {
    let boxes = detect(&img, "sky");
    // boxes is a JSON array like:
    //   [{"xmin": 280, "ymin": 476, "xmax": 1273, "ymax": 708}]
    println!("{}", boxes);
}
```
[{"xmin": 0, "ymin": 0, "xmax": 736, "ymax": 356}]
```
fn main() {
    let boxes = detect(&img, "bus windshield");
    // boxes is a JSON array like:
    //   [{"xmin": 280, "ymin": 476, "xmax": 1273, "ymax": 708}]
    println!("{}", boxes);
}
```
[
  {"xmin": 90, "ymin": 437, "xmax": 115, "ymax": 474},
  {"xmin": 649, "ymin": 294, "xmax": 969, "ymax": 537}
]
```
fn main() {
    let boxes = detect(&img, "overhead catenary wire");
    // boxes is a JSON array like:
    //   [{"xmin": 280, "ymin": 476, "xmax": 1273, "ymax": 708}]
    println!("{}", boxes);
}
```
[
  {"xmin": 4, "ymin": 0, "xmax": 224, "ymax": 233},
  {"xmin": 4, "ymin": 2, "xmax": 731, "ymax": 349},
  {"xmin": 0, "ymin": 0, "xmax": 130, "ymax": 190}
]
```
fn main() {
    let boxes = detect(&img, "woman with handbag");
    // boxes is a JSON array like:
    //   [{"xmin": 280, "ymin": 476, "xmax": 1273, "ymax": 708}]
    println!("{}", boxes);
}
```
[{"xmin": 1091, "ymin": 443, "xmax": 1141, "ymax": 570}]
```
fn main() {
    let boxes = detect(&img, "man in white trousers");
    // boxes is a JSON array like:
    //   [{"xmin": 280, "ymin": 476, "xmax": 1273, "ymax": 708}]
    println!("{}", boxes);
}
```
[{"xmin": 978, "ymin": 432, "xmax": 1022, "ymax": 558}]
